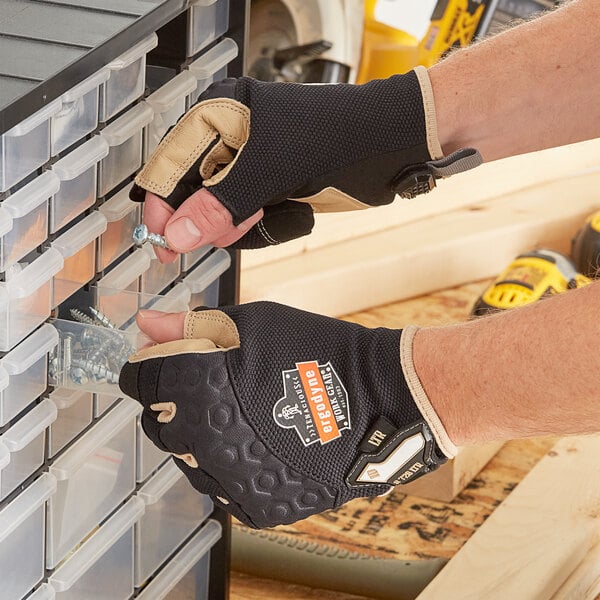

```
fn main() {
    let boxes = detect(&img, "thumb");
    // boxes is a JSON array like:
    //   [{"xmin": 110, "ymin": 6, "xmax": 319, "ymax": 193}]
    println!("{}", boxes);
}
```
[
  {"xmin": 136, "ymin": 310, "xmax": 187, "ymax": 343},
  {"xmin": 164, "ymin": 188, "xmax": 263, "ymax": 252}
]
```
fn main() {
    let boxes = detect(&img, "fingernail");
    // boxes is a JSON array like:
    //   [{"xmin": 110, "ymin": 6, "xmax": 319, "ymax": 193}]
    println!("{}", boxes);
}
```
[
  {"xmin": 138, "ymin": 310, "xmax": 164, "ymax": 319},
  {"xmin": 166, "ymin": 217, "xmax": 202, "ymax": 250}
]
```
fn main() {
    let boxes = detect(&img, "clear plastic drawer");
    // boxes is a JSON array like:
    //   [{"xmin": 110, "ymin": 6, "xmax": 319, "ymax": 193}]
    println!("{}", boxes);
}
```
[
  {"xmin": 182, "ymin": 248, "xmax": 230, "ymax": 309},
  {"xmin": 188, "ymin": 38, "xmax": 238, "ymax": 104},
  {"xmin": 135, "ymin": 461, "xmax": 213, "ymax": 587},
  {"xmin": 136, "ymin": 415, "xmax": 170, "ymax": 484},
  {"xmin": 0, "ymin": 399, "xmax": 57, "ymax": 500},
  {"xmin": 0, "ymin": 249, "xmax": 64, "ymax": 351},
  {"xmin": 181, "ymin": 245, "xmax": 212, "ymax": 273},
  {"xmin": 0, "ymin": 323, "xmax": 58, "ymax": 426},
  {"xmin": 52, "ymin": 69, "xmax": 110, "ymax": 156},
  {"xmin": 99, "ymin": 34, "xmax": 158, "ymax": 123},
  {"xmin": 0, "ymin": 100, "xmax": 61, "ymax": 192},
  {"xmin": 48, "ymin": 497, "xmax": 145, "ymax": 600},
  {"xmin": 98, "ymin": 103, "xmax": 154, "ymax": 197},
  {"xmin": 51, "ymin": 211, "xmax": 107, "ymax": 307},
  {"xmin": 0, "ymin": 473, "xmax": 57, "ymax": 600},
  {"xmin": 48, "ymin": 389, "xmax": 94, "ymax": 459},
  {"xmin": 141, "ymin": 244, "xmax": 181, "ymax": 296},
  {"xmin": 0, "ymin": 171, "xmax": 58, "ymax": 272},
  {"xmin": 96, "ymin": 248, "xmax": 151, "ymax": 326},
  {"xmin": 187, "ymin": 0, "xmax": 230, "ymax": 57},
  {"xmin": 145, "ymin": 71, "xmax": 197, "ymax": 157},
  {"xmin": 94, "ymin": 394, "xmax": 121, "ymax": 419},
  {"xmin": 48, "ymin": 318, "xmax": 147, "ymax": 396},
  {"xmin": 50, "ymin": 136, "xmax": 109, "ymax": 233},
  {"xmin": 47, "ymin": 398, "xmax": 141, "ymax": 569},
  {"xmin": 98, "ymin": 183, "xmax": 141, "ymax": 272},
  {"xmin": 27, "ymin": 583, "xmax": 55, "ymax": 600},
  {"xmin": 136, "ymin": 520, "xmax": 221, "ymax": 600}
]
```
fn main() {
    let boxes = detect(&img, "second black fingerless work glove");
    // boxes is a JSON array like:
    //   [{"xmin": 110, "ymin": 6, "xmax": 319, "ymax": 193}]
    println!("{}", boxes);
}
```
[
  {"xmin": 131, "ymin": 68, "xmax": 481, "ymax": 248},
  {"xmin": 119, "ymin": 302, "xmax": 457, "ymax": 529}
]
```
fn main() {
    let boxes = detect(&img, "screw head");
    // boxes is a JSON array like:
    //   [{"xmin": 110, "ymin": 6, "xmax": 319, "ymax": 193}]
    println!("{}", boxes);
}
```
[
  {"xmin": 132, "ymin": 224, "xmax": 149, "ymax": 245},
  {"xmin": 70, "ymin": 366, "xmax": 89, "ymax": 386}
]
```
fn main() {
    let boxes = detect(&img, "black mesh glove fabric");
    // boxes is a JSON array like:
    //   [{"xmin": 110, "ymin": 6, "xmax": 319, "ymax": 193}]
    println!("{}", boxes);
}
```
[
  {"xmin": 131, "ymin": 69, "xmax": 481, "ymax": 248},
  {"xmin": 119, "ymin": 302, "xmax": 451, "ymax": 528}
]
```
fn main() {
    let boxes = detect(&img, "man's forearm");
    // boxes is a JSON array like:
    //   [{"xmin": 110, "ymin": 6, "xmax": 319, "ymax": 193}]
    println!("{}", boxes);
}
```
[
  {"xmin": 429, "ymin": 0, "xmax": 600, "ymax": 161},
  {"xmin": 413, "ymin": 280, "xmax": 600, "ymax": 445}
]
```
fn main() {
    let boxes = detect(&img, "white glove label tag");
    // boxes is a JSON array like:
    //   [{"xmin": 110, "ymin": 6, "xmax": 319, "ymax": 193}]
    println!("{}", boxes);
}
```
[{"xmin": 273, "ymin": 360, "xmax": 351, "ymax": 447}]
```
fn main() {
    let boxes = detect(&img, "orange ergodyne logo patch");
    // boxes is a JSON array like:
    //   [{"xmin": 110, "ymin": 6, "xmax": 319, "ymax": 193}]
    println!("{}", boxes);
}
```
[
  {"xmin": 274, "ymin": 360, "xmax": 350, "ymax": 447},
  {"xmin": 296, "ymin": 361, "xmax": 339, "ymax": 444}
]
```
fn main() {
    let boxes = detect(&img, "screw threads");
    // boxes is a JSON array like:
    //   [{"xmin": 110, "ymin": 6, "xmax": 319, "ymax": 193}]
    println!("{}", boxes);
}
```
[
  {"xmin": 70, "ymin": 309, "xmax": 96, "ymax": 326},
  {"xmin": 89, "ymin": 307, "xmax": 117, "ymax": 330}
]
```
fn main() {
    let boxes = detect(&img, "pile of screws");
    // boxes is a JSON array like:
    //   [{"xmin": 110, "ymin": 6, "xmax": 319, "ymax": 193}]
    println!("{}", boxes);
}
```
[{"xmin": 50, "ymin": 307, "xmax": 136, "ymax": 387}]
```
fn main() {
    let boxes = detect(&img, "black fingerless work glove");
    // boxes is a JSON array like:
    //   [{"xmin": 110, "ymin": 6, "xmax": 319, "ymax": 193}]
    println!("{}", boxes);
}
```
[
  {"xmin": 131, "ymin": 68, "xmax": 481, "ymax": 248},
  {"xmin": 119, "ymin": 302, "xmax": 457, "ymax": 529}
]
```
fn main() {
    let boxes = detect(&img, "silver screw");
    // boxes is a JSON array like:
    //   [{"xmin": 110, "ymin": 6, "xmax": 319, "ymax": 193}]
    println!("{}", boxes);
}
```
[
  {"xmin": 71, "ymin": 359, "xmax": 120, "ymax": 384},
  {"xmin": 70, "ymin": 308, "xmax": 96, "ymax": 326},
  {"xmin": 89, "ymin": 307, "xmax": 117, "ymax": 330},
  {"xmin": 133, "ymin": 224, "xmax": 171, "ymax": 249},
  {"xmin": 63, "ymin": 333, "xmax": 75, "ymax": 379},
  {"xmin": 70, "ymin": 366, "xmax": 89, "ymax": 386}
]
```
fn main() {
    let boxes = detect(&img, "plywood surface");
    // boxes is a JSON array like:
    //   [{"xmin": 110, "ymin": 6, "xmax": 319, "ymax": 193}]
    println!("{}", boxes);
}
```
[
  {"xmin": 230, "ymin": 571, "xmax": 374, "ymax": 600},
  {"xmin": 418, "ymin": 435, "xmax": 600, "ymax": 600}
]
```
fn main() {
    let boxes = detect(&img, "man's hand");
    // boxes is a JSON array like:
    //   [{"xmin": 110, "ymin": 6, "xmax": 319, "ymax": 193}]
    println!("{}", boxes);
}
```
[
  {"xmin": 119, "ymin": 303, "xmax": 457, "ymax": 528},
  {"xmin": 132, "ymin": 69, "xmax": 481, "ymax": 261}
]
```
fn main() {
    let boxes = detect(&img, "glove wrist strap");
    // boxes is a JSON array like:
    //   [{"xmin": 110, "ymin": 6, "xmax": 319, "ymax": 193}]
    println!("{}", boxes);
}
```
[
  {"xmin": 414, "ymin": 65, "xmax": 444, "ymax": 161},
  {"xmin": 401, "ymin": 325, "xmax": 458, "ymax": 459}
]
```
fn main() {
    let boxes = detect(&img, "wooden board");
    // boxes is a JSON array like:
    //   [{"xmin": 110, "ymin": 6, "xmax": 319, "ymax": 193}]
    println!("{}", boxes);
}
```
[
  {"xmin": 417, "ymin": 435, "xmax": 600, "ymax": 600},
  {"xmin": 241, "ymin": 138, "xmax": 600, "ymax": 270},
  {"xmin": 230, "ymin": 571, "xmax": 374, "ymax": 600},
  {"xmin": 240, "ymin": 168, "xmax": 600, "ymax": 317}
]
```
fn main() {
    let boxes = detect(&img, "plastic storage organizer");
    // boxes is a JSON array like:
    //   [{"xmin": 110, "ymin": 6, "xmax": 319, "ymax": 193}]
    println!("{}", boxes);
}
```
[
  {"xmin": 0, "ymin": 171, "xmax": 59, "ymax": 272},
  {"xmin": 0, "ymin": 323, "xmax": 58, "ymax": 426},
  {"xmin": 0, "ymin": 100, "xmax": 61, "ymax": 192},
  {"xmin": 0, "ymin": 249, "xmax": 64, "ymax": 351},
  {"xmin": 46, "ymin": 398, "xmax": 141, "ymax": 569},
  {"xmin": 50, "ymin": 136, "xmax": 109, "ymax": 233},
  {"xmin": 51, "ymin": 69, "xmax": 110, "ymax": 156},
  {"xmin": 51, "ymin": 211, "xmax": 108, "ymax": 307},
  {"xmin": 0, "ymin": 9, "xmax": 240, "ymax": 597},
  {"xmin": 98, "ymin": 102, "xmax": 154, "ymax": 197},
  {"xmin": 188, "ymin": 0, "xmax": 230, "ymax": 57},
  {"xmin": 0, "ymin": 473, "xmax": 57, "ymax": 600},
  {"xmin": 188, "ymin": 38, "xmax": 239, "ymax": 104},
  {"xmin": 135, "ymin": 460, "xmax": 213, "ymax": 587},
  {"xmin": 0, "ymin": 399, "xmax": 57, "ymax": 501},
  {"xmin": 99, "ymin": 34, "xmax": 158, "ymax": 123},
  {"xmin": 98, "ymin": 182, "xmax": 141, "ymax": 272}
]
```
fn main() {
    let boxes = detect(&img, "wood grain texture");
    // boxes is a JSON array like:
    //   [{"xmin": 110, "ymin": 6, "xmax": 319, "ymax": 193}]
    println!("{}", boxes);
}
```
[
  {"xmin": 230, "ymin": 571, "xmax": 375, "ymax": 600},
  {"xmin": 551, "ymin": 542, "xmax": 600, "ymax": 600},
  {"xmin": 241, "ymin": 138, "xmax": 600, "ymax": 270},
  {"xmin": 240, "ymin": 169, "xmax": 600, "ymax": 317},
  {"xmin": 417, "ymin": 435, "xmax": 600, "ymax": 600}
]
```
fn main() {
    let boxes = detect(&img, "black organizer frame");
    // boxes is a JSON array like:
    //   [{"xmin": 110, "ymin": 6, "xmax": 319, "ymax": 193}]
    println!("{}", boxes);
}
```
[{"xmin": 0, "ymin": 1, "xmax": 251, "ymax": 598}]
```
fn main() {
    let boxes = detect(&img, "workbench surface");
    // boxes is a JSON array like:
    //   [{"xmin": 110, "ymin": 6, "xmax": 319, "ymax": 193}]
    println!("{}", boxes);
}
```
[{"xmin": 230, "ymin": 280, "xmax": 558, "ymax": 599}]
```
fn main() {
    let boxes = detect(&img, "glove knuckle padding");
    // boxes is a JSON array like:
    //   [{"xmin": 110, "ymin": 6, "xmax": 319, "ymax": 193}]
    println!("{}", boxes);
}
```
[{"xmin": 138, "ymin": 351, "xmax": 337, "ymax": 528}]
